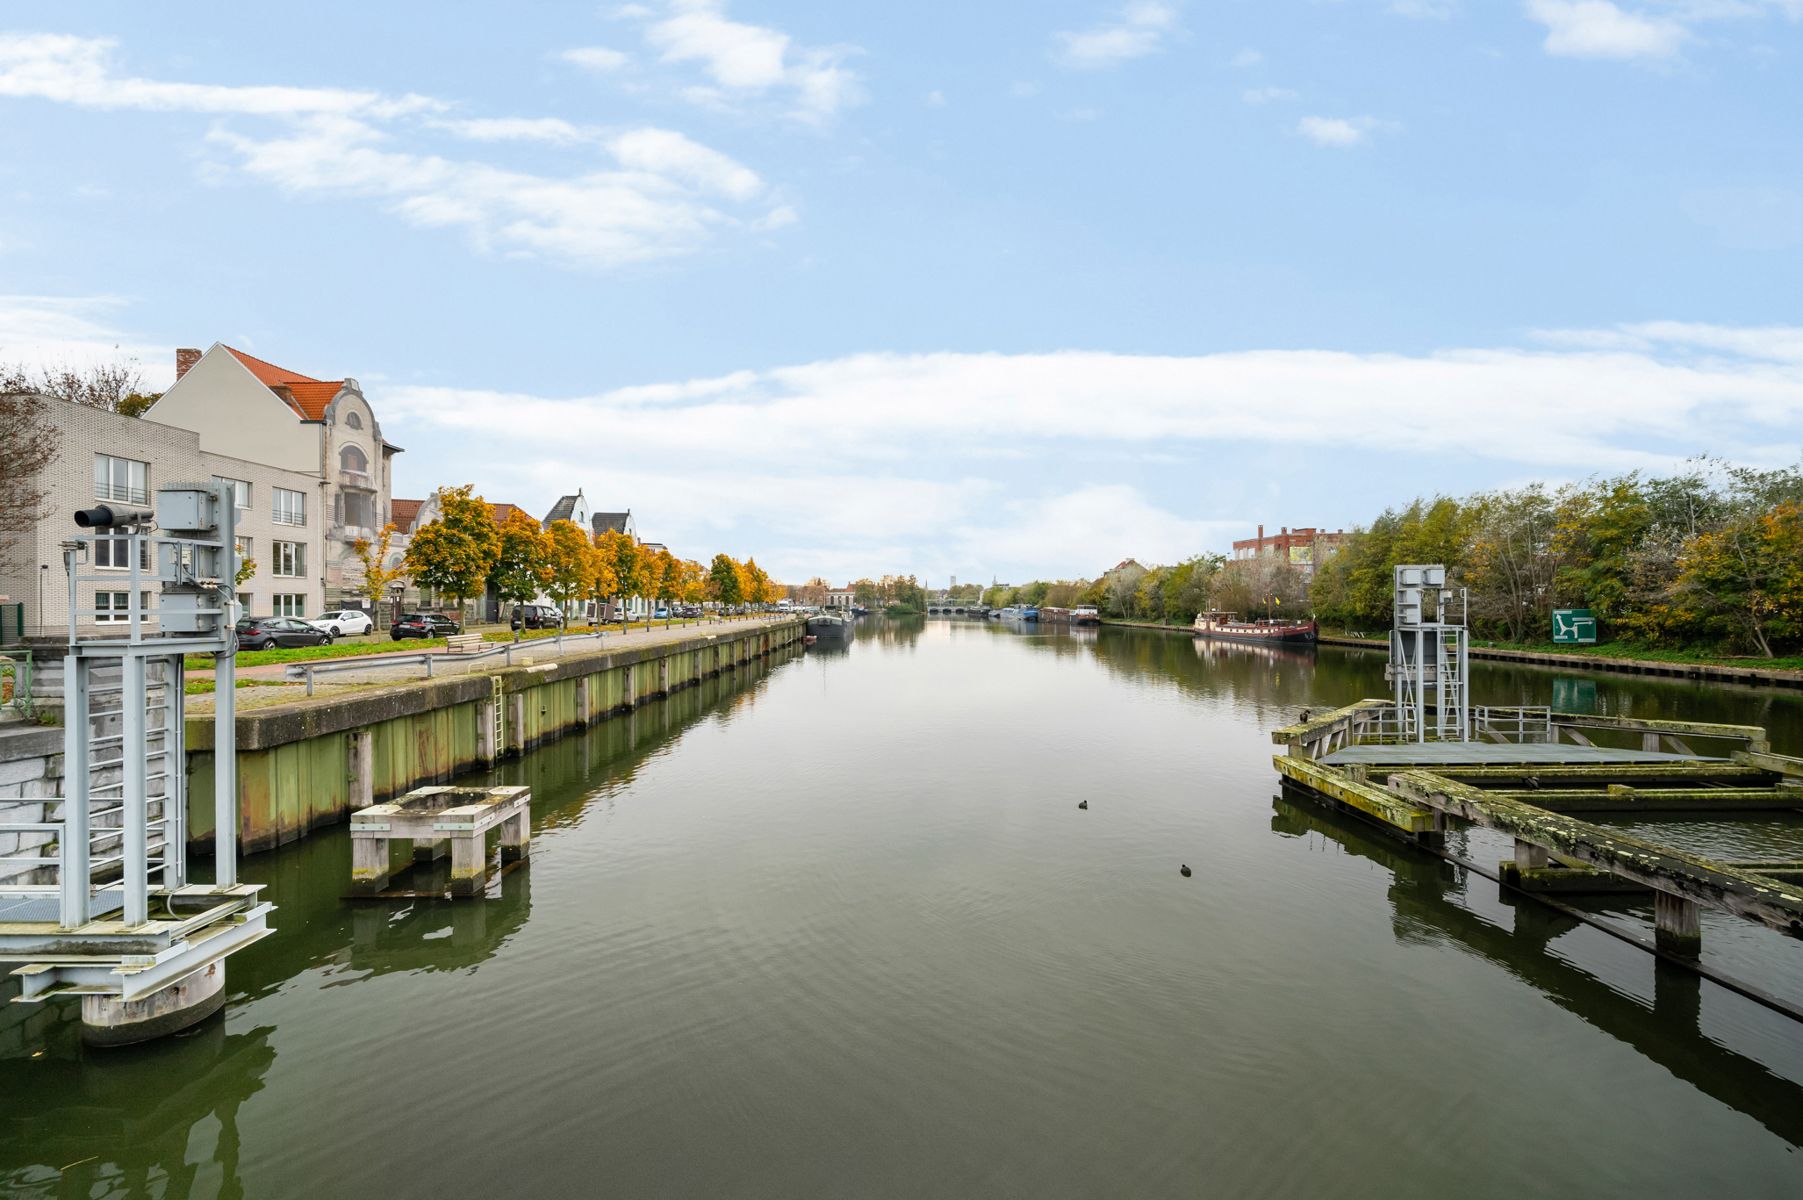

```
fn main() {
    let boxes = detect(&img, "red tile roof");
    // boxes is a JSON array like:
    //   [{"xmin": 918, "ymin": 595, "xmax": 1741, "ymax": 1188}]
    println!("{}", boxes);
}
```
[
  {"xmin": 224, "ymin": 346, "xmax": 344, "ymax": 420},
  {"xmin": 391, "ymin": 499, "xmax": 424, "ymax": 532},
  {"xmin": 489, "ymin": 503, "xmax": 536, "ymax": 527}
]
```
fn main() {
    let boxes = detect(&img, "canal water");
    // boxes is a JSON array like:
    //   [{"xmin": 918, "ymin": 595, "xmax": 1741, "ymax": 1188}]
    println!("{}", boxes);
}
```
[{"xmin": 4, "ymin": 620, "xmax": 1803, "ymax": 1197}]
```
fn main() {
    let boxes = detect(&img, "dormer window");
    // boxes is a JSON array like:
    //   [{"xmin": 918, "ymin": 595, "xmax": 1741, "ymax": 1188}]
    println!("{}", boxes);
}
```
[{"xmin": 345, "ymin": 411, "xmax": 363, "ymax": 430}]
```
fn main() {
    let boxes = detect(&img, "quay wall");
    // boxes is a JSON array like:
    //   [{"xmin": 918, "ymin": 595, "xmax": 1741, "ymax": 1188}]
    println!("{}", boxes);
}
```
[
  {"xmin": 1096, "ymin": 620, "xmax": 1803, "ymax": 691},
  {"xmin": 185, "ymin": 619, "xmax": 805, "ymax": 856}
]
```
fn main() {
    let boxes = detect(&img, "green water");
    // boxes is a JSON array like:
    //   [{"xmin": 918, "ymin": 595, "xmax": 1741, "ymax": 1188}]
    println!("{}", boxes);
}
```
[{"xmin": 4, "ymin": 620, "xmax": 1803, "ymax": 1197}]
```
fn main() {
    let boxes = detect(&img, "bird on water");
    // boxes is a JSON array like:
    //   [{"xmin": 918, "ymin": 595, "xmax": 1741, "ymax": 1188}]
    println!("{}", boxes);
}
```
[
  {"xmin": 1179, "ymin": 864, "xmax": 1192, "ymax": 878},
  {"xmin": 1078, "ymin": 800, "xmax": 1088, "ymax": 810}
]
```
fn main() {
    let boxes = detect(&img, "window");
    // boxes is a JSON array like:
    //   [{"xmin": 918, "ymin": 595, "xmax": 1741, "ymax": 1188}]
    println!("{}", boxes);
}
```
[
  {"xmin": 94, "ymin": 455, "xmax": 148, "ymax": 505},
  {"xmin": 212, "ymin": 476, "xmax": 251, "ymax": 514},
  {"xmin": 345, "ymin": 411, "xmax": 363, "ymax": 430},
  {"xmin": 235, "ymin": 536, "xmax": 253, "ymax": 563},
  {"xmin": 340, "ymin": 445, "xmax": 369, "ymax": 473},
  {"xmin": 272, "ymin": 540, "xmax": 306, "ymax": 578},
  {"xmin": 273, "ymin": 593, "xmax": 306, "ymax": 617},
  {"xmin": 94, "ymin": 591, "xmax": 152, "ymax": 624},
  {"xmin": 273, "ymin": 488, "xmax": 306, "ymax": 526},
  {"xmin": 92, "ymin": 535, "xmax": 148, "ymax": 571},
  {"xmin": 239, "ymin": 593, "xmax": 253, "ymax": 614}
]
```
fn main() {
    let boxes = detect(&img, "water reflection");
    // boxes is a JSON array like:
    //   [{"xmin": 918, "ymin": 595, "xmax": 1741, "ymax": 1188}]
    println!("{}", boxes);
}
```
[
  {"xmin": 0, "ymin": 1019, "xmax": 274, "ymax": 1197},
  {"xmin": 1272, "ymin": 787, "xmax": 1803, "ymax": 1147},
  {"xmin": 0, "ymin": 643, "xmax": 804, "ymax": 1196}
]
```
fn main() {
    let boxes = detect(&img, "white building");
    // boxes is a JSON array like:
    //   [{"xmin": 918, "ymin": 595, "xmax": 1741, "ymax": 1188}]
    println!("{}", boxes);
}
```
[
  {"xmin": 146, "ymin": 345, "xmax": 401, "ymax": 612},
  {"xmin": 0, "ymin": 391, "xmax": 327, "ymax": 632}
]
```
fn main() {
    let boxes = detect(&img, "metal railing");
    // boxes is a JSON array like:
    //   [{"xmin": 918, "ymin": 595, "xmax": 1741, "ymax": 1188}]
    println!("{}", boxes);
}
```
[
  {"xmin": 281, "ymin": 617, "xmax": 762, "ymax": 695},
  {"xmin": 1472, "ymin": 705, "xmax": 1553, "ymax": 743}
]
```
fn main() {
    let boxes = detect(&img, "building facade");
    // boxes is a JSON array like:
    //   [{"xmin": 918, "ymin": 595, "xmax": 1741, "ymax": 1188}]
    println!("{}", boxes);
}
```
[
  {"xmin": 147, "ymin": 345, "xmax": 401, "ymax": 612},
  {"xmin": 0, "ymin": 392, "xmax": 326, "ymax": 634},
  {"xmin": 1230, "ymin": 525, "xmax": 1348, "ymax": 578}
]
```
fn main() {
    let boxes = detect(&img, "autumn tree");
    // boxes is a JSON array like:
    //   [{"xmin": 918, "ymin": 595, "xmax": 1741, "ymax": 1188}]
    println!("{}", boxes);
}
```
[
  {"xmin": 491, "ymin": 510, "xmax": 551, "ymax": 638},
  {"xmin": 585, "ymin": 540, "xmax": 621, "ymax": 628},
  {"xmin": 742, "ymin": 557, "xmax": 773, "ymax": 606},
  {"xmin": 350, "ymin": 524, "xmax": 408, "ymax": 612},
  {"xmin": 1671, "ymin": 502, "xmax": 1803, "ymax": 658},
  {"xmin": 651, "ymin": 547, "xmax": 681, "ymax": 621},
  {"xmin": 674, "ymin": 558, "xmax": 706, "ymax": 605},
  {"xmin": 542, "ymin": 519, "xmax": 597, "ymax": 621},
  {"xmin": 404, "ymin": 485, "xmax": 501, "ymax": 623}
]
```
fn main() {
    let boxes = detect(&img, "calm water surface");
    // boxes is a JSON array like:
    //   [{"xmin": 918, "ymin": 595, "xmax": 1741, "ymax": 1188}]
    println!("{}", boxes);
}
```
[{"xmin": 4, "ymin": 619, "xmax": 1803, "ymax": 1197}]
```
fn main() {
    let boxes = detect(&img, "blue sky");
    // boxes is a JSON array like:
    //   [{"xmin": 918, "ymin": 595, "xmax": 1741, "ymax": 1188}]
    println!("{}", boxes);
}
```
[{"xmin": 2, "ymin": 1, "xmax": 1801, "ymax": 585}]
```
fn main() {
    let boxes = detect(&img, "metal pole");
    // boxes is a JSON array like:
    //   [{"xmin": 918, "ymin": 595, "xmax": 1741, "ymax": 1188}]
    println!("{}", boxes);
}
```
[
  {"xmin": 215, "ymin": 642, "xmax": 237, "ymax": 886},
  {"xmin": 123, "ymin": 653, "xmax": 148, "ymax": 924},
  {"xmin": 60, "ymin": 655, "xmax": 89, "ymax": 927},
  {"xmin": 166, "ymin": 652, "xmax": 186, "ymax": 888}
]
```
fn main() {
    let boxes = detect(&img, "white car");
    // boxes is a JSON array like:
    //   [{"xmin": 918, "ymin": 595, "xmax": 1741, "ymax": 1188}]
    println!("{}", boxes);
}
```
[{"xmin": 306, "ymin": 609, "xmax": 374, "ymax": 637}]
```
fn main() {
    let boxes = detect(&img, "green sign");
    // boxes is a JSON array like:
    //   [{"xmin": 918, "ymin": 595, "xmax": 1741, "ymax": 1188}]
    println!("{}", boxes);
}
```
[{"xmin": 1552, "ymin": 608, "xmax": 1597, "ymax": 645}]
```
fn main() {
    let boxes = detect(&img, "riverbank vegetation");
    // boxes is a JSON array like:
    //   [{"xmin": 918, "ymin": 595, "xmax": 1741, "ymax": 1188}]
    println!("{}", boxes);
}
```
[{"xmin": 982, "ymin": 461, "xmax": 1803, "ymax": 661}]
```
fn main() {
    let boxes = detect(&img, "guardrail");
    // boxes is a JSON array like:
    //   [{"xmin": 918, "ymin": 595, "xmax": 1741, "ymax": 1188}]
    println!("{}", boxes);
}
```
[{"xmin": 282, "ymin": 616, "xmax": 771, "ymax": 696}]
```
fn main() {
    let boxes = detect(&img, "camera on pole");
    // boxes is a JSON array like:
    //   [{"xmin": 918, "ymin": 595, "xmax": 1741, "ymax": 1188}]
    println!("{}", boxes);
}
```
[{"xmin": 73, "ymin": 504, "xmax": 156, "ymax": 529}]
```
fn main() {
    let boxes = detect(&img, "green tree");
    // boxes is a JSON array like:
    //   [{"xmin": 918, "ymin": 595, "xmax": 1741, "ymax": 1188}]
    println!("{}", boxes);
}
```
[
  {"xmin": 708, "ymin": 553, "xmax": 744, "ymax": 606},
  {"xmin": 491, "ymin": 510, "xmax": 551, "ymax": 638},
  {"xmin": 404, "ymin": 485, "xmax": 501, "ymax": 622}
]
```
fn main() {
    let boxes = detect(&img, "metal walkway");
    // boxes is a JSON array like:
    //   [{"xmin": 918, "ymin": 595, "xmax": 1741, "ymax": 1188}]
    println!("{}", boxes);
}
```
[{"xmin": 1322, "ymin": 743, "xmax": 1722, "ymax": 767}]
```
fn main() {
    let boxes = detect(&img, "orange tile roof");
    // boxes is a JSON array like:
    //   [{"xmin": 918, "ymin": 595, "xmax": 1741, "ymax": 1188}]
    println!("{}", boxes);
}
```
[
  {"xmin": 224, "ymin": 346, "xmax": 343, "ymax": 420},
  {"xmin": 391, "ymin": 499, "xmax": 424, "ymax": 531},
  {"xmin": 489, "ymin": 503, "xmax": 536, "ymax": 527}
]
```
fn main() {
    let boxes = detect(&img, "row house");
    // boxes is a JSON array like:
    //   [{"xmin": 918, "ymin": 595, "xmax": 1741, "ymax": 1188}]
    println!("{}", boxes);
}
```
[{"xmin": 147, "ymin": 344, "xmax": 402, "ymax": 612}]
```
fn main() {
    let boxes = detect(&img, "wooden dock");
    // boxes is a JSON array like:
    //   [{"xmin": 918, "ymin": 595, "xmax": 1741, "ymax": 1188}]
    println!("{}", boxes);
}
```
[{"xmin": 1272, "ymin": 701, "xmax": 1803, "ymax": 970}]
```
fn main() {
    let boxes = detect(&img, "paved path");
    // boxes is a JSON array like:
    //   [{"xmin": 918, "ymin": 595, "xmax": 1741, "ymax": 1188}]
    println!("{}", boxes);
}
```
[{"xmin": 227, "ymin": 617, "xmax": 794, "ymax": 691}]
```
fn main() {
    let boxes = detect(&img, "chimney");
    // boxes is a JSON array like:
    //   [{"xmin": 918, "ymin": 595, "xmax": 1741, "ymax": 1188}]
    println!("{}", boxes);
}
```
[
  {"xmin": 1281, "ymin": 526, "xmax": 1289, "ymax": 536},
  {"xmin": 1257, "ymin": 524, "xmax": 1264, "ymax": 542},
  {"xmin": 175, "ymin": 348, "xmax": 202, "ymax": 379}
]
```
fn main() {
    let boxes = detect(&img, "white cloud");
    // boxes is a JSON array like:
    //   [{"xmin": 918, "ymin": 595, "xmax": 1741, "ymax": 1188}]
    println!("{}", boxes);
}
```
[
  {"xmin": 1230, "ymin": 47, "xmax": 1264, "ymax": 68},
  {"xmin": 561, "ymin": 46, "xmax": 630, "ymax": 72},
  {"xmin": 622, "ymin": 1, "xmax": 865, "ymax": 122},
  {"xmin": 374, "ymin": 328, "xmax": 1803, "ymax": 578},
  {"xmin": 1524, "ymin": 1, "xmax": 1689, "ymax": 59},
  {"xmin": 925, "ymin": 89, "xmax": 946, "ymax": 108},
  {"xmin": 953, "ymin": 486, "xmax": 1228, "ymax": 576},
  {"xmin": 1523, "ymin": 0, "xmax": 1803, "ymax": 60},
  {"xmin": 1054, "ymin": 2, "xmax": 1182, "ymax": 69},
  {"xmin": 428, "ymin": 116, "xmax": 595, "ymax": 145},
  {"xmin": 0, "ymin": 294, "xmax": 171, "ymax": 384},
  {"xmin": 381, "ymin": 333, "xmax": 1803, "ymax": 475},
  {"xmin": 0, "ymin": 33, "xmax": 792, "ymax": 269},
  {"xmin": 0, "ymin": 32, "xmax": 440, "ymax": 117},
  {"xmin": 1297, "ymin": 115, "xmax": 1391, "ymax": 147},
  {"xmin": 1242, "ymin": 86, "xmax": 1298, "ymax": 105}
]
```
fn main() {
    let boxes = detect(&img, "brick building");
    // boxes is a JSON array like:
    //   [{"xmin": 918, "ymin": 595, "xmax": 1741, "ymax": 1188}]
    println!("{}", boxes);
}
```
[
  {"xmin": 0, "ymin": 392, "xmax": 327, "ymax": 634},
  {"xmin": 1230, "ymin": 525, "xmax": 1347, "ymax": 578}
]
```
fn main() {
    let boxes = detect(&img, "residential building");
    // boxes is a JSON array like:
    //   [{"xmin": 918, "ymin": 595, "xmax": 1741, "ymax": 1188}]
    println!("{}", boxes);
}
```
[
  {"xmin": 0, "ymin": 391, "xmax": 326, "ymax": 633},
  {"xmin": 591, "ymin": 510, "xmax": 635, "ymax": 540},
  {"xmin": 146, "ymin": 344, "xmax": 402, "ymax": 612},
  {"xmin": 824, "ymin": 589, "xmax": 855, "ymax": 609},
  {"xmin": 1231, "ymin": 525, "xmax": 1348, "ymax": 578},
  {"xmin": 543, "ymin": 491, "xmax": 591, "ymax": 532}
]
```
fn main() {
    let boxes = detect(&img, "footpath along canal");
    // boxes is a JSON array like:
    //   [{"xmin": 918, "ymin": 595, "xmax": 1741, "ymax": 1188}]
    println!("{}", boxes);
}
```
[{"xmin": 4, "ymin": 619, "xmax": 1803, "ymax": 1197}]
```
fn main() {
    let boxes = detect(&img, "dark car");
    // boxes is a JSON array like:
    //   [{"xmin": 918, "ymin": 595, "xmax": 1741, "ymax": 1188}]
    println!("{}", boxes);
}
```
[
  {"xmin": 391, "ymin": 612, "xmax": 462, "ymax": 641},
  {"xmin": 511, "ymin": 603, "xmax": 563, "ymax": 631},
  {"xmin": 236, "ymin": 616, "xmax": 333, "ymax": 651}
]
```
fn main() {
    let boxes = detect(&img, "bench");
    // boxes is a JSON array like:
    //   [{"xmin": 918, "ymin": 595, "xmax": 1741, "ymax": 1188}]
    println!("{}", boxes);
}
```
[{"xmin": 444, "ymin": 633, "xmax": 483, "ymax": 655}]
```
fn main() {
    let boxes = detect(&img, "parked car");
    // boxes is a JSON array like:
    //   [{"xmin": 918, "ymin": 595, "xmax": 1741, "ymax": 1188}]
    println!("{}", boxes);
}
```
[
  {"xmin": 653, "ymin": 607, "xmax": 670, "ymax": 620},
  {"xmin": 236, "ymin": 616, "xmax": 333, "ymax": 651},
  {"xmin": 306, "ymin": 609, "xmax": 374, "ymax": 637},
  {"xmin": 511, "ymin": 603, "xmax": 563, "ymax": 631},
  {"xmin": 391, "ymin": 612, "xmax": 462, "ymax": 641}
]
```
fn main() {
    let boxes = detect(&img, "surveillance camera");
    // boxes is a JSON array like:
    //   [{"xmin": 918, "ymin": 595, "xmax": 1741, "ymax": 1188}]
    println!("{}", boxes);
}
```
[{"xmin": 74, "ymin": 505, "xmax": 156, "ymax": 529}]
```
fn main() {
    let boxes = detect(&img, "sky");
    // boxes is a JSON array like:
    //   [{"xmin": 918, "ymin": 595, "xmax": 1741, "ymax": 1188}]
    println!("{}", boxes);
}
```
[{"xmin": 1, "ymin": 1, "xmax": 1801, "ymax": 586}]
